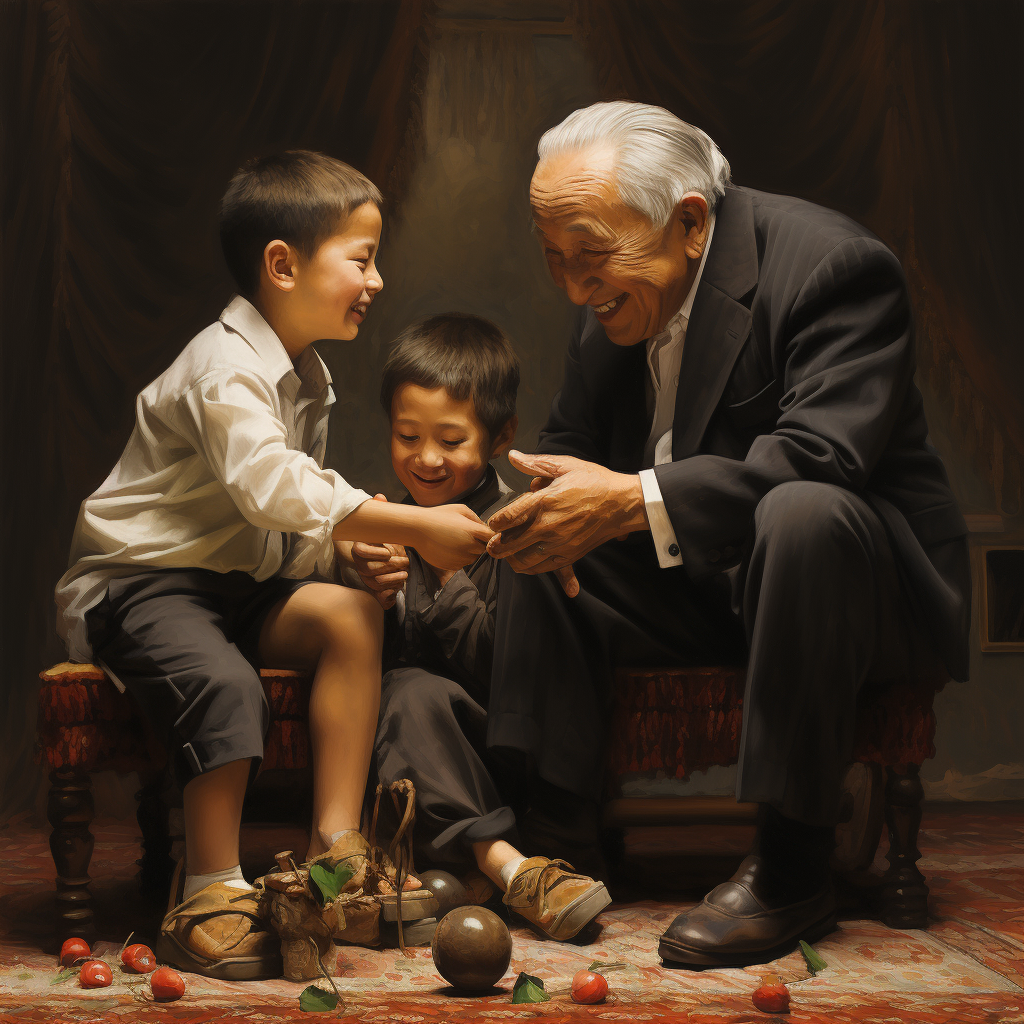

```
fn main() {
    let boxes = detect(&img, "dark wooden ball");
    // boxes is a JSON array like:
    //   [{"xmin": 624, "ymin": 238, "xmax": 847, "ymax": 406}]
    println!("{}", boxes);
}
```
[
  {"xmin": 431, "ymin": 906, "xmax": 512, "ymax": 992},
  {"xmin": 418, "ymin": 869, "xmax": 469, "ymax": 918}
]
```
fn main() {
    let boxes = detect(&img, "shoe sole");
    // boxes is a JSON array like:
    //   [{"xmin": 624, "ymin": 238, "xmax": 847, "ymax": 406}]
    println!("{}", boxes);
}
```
[
  {"xmin": 155, "ymin": 931, "xmax": 283, "ymax": 981},
  {"xmin": 658, "ymin": 910, "xmax": 838, "ymax": 968},
  {"xmin": 519, "ymin": 882, "xmax": 612, "ymax": 942}
]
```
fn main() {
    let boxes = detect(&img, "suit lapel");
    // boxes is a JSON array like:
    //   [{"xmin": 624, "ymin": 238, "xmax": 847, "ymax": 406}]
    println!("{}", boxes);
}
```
[{"xmin": 672, "ymin": 187, "xmax": 759, "ymax": 461}]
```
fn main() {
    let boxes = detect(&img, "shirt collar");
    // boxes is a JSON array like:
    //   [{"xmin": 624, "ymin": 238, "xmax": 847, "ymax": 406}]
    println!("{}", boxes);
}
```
[
  {"xmin": 649, "ymin": 210, "xmax": 718, "ymax": 348},
  {"xmin": 219, "ymin": 295, "xmax": 333, "ymax": 395}
]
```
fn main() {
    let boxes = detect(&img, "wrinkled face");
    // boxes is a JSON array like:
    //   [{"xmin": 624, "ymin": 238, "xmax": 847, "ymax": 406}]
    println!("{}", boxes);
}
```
[
  {"xmin": 293, "ymin": 202, "xmax": 384, "ymax": 342},
  {"xmin": 390, "ymin": 384, "xmax": 514, "ymax": 507},
  {"xmin": 530, "ymin": 147, "xmax": 702, "ymax": 346}
]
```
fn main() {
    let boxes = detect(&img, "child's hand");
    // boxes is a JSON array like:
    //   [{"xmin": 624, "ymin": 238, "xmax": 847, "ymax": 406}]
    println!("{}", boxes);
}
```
[
  {"xmin": 413, "ymin": 504, "xmax": 493, "ymax": 571},
  {"xmin": 352, "ymin": 541, "xmax": 409, "ymax": 609},
  {"xmin": 352, "ymin": 494, "xmax": 409, "ymax": 609}
]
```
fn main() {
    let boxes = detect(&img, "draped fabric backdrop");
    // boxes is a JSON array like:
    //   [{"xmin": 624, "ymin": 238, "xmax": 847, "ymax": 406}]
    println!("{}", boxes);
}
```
[
  {"xmin": 573, "ymin": 0, "xmax": 1024, "ymax": 518},
  {"xmin": 2, "ymin": 0, "xmax": 1022, "ymax": 818},
  {"xmin": 1, "ymin": 0, "xmax": 431, "ymax": 818}
]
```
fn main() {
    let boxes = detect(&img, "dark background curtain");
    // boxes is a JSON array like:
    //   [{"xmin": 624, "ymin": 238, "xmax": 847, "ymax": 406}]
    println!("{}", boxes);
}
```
[
  {"xmin": 2, "ymin": 0, "xmax": 1021, "ymax": 818},
  {"xmin": 575, "ymin": 0, "xmax": 1024, "ymax": 509},
  {"xmin": 1, "ymin": 0, "xmax": 430, "ymax": 819}
]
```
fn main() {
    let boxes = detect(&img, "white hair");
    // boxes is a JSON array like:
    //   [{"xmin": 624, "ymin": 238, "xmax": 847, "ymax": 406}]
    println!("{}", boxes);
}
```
[{"xmin": 537, "ymin": 100, "xmax": 731, "ymax": 227}]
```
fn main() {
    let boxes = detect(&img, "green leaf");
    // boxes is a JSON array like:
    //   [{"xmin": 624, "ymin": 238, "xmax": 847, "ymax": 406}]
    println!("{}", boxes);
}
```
[
  {"xmin": 50, "ymin": 966, "xmax": 76, "ymax": 985},
  {"xmin": 308, "ymin": 862, "xmax": 354, "ymax": 906},
  {"xmin": 299, "ymin": 985, "xmax": 339, "ymax": 1012},
  {"xmin": 511, "ymin": 972, "xmax": 550, "ymax": 1004},
  {"xmin": 17, "ymin": 972, "xmax": 32, "ymax": 980},
  {"xmin": 799, "ymin": 939, "xmax": 828, "ymax": 975}
]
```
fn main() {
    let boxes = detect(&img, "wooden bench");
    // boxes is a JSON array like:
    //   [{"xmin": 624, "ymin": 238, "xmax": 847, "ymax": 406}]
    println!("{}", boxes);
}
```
[{"xmin": 36, "ymin": 662, "xmax": 943, "ymax": 944}]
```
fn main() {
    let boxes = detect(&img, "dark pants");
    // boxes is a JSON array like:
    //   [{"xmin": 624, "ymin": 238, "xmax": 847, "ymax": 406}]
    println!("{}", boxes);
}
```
[
  {"xmin": 490, "ymin": 481, "xmax": 933, "ymax": 827},
  {"xmin": 86, "ymin": 569, "xmax": 312, "ymax": 788},
  {"xmin": 375, "ymin": 667, "xmax": 518, "ymax": 871}
]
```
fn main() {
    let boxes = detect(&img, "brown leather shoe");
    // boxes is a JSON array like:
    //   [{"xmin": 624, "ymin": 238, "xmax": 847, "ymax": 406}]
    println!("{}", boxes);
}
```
[
  {"xmin": 658, "ymin": 855, "xmax": 837, "ymax": 968},
  {"xmin": 503, "ymin": 857, "xmax": 611, "ymax": 941},
  {"xmin": 156, "ymin": 875, "xmax": 282, "ymax": 980}
]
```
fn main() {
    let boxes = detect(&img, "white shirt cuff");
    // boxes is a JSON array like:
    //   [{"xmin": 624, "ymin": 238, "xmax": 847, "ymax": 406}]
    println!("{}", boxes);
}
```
[{"xmin": 639, "ymin": 468, "xmax": 683, "ymax": 568}]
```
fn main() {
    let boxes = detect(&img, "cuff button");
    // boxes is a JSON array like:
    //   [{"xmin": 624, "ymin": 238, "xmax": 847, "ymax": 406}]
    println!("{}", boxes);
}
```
[{"xmin": 668, "ymin": 544, "xmax": 680, "ymax": 557}]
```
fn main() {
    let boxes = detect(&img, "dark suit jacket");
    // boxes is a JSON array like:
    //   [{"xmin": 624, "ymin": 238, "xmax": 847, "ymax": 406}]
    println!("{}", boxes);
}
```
[{"xmin": 537, "ymin": 185, "xmax": 971, "ymax": 681}]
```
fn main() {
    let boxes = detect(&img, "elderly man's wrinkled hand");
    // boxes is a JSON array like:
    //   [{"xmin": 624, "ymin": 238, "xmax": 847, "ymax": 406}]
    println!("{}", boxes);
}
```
[{"xmin": 486, "ymin": 451, "xmax": 648, "ymax": 585}]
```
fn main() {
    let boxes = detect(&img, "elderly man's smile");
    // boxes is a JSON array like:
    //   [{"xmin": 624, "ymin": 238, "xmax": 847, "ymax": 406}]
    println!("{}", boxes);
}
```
[{"xmin": 592, "ymin": 293, "xmax": 628, "ymax": 321}]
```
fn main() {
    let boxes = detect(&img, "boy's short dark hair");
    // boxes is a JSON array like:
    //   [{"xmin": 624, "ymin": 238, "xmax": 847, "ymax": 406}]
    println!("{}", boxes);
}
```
[
  {"xmin": 220, "ymin": 150, "xmax": 382, "ymax": 296},
  {"xmin": 380, "ymin": 314, "xmax": 520, "ymax": 437}
]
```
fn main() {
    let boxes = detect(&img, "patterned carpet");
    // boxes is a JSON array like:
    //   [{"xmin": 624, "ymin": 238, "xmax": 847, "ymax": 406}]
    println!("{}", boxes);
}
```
[{"xmin": 0, "ymin": 804, "xmax": 1021, "ymax": 1022}]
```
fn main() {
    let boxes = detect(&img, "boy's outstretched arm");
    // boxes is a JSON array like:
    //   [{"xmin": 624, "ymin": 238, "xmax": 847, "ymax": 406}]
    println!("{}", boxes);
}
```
[{"xmin": 333, "ymin": 498, "xmax": 493, "ymax": 572}]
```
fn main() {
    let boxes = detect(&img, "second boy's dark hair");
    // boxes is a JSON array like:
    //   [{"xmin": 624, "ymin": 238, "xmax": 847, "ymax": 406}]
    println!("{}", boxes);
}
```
[
  {"xmin": 220, "ymin": 150, "xmax": 383, "ymax": 296},
  {"xmin": 380, "ymin": 314, "xmax": 520, "ymax": 437}
]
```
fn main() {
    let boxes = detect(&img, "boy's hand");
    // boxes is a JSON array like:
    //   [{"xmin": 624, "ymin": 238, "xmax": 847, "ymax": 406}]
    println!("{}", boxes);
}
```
[
  {"xmin": 413, "ymin": 504, "xmax": 493, "ymax": 571},
  {"xmin": 351, "ymin": 494, "xmax": 409, "ymax": 609}
]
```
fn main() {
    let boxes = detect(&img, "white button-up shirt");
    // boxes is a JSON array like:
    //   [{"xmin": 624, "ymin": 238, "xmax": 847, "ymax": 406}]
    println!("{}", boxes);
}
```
[
  {"xmin": 56, "ymin": 295, "xmax": 371, "ymax": 661},
  {"xmin": 638, "ymin": 213, "xmax": 716, "ymax": 568}
]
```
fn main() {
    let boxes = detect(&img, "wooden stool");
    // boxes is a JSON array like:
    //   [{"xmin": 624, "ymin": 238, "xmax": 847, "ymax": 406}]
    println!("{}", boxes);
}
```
[
  {"xmin": 603, "ymin": 666, "xmax": 946, "ymax": 929},
  {"xmin": 35, "ymin": 662, "xmax": 313, "ymax": 946}
]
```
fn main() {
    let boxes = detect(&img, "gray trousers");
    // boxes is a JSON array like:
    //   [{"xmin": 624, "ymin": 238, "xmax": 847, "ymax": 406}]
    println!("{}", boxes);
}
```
[
  {"xmin": 490, "ymin": 481, "xmax": 934, "ymax": 827},
  {"xmin": 86, "ymin": 569, "xmax": 311, "ymax": 787},
  {"xmin": 375, "ymin": 667, "xmax": 518, "ymax": 871}
]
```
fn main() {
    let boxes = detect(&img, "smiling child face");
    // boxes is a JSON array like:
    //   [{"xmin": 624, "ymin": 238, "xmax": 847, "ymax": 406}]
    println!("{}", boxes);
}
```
[
  {"xmin": 390, "ymin": 384, "xmax": 514, "ymax": 507},
  {"xmin": 291, "ymin": 201, "xmax": 384, "ymax": 343}
]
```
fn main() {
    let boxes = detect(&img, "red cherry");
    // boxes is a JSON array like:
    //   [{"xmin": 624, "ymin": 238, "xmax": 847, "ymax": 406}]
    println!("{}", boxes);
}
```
[
  {"xmin": 151, "ymin": 966, "xmax": 186, "ymax": 1002},
  {"xmin": 79, "ymin": 960, "xmax": 113, "ymax": 988},
  {"xmin": 60, "ymin": 937, "xmax": 91, "ymax": 967},
  {"xmin": 570, "ymin": 969, "xmax": 608, "ymax": 1004},
  {"xmin": 121, "ymin": 942, "xmax": 157, "ymax": 973},
  {"xmin": 752, "ymin": 981, "xmax": 791, "ymax": 1013}
]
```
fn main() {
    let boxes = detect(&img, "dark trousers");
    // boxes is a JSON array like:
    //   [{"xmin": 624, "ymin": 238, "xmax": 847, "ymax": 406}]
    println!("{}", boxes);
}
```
[
  {"xmin": 490, "ymin": 481, "xmax": 932, "ymax": 827},
  {"xmin": 375, "ymin": 667, "xmax": 518, "ymax": 871},
  {"xmin": 86, "ymin": 569, "xmax": 311, "ymax": 787}
]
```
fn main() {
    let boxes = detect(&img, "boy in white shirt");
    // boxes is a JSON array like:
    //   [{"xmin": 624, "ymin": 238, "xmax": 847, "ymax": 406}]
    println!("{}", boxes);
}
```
[{"xmin": 55, "ymin": 151, "xmax": 491, "ymax": 980}]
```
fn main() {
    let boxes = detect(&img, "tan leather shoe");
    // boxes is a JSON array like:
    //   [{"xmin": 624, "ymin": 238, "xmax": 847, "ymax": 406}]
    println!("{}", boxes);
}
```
[
  {"xmin": 310, "ymin": 829, "xmax": 371, "ymax": 893},
  {"xmin": 503, "ymin": 857, "xmax": 611, "ymax": 940},
  {"xmin": 156, "ymin": 876, "xmax": 281, "ymax": 980}
]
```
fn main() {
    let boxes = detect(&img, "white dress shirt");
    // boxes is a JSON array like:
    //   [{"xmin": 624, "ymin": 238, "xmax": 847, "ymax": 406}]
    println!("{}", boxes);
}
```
[
  {"xmin": 638, "ymin": 213, "xmax": 716, "ymax": 568},
  {"xmin": 56, "ymin": 295, "xmax": 371, "ymax": 661}
]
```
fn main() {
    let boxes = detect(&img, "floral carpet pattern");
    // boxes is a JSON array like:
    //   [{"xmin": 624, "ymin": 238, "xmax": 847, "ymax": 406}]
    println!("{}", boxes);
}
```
[{"xmin": 0, "ymin": 803, "xmax": 1021, "ymax": 1022}]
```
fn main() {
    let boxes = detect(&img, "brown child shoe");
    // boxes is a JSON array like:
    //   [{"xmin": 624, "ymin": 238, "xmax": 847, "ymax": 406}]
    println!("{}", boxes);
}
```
[
  {"xmin": 156, "ymin": 862, "xmax": 281, "ymax": 980},
  {"xmin": 502, "ymin": 857, "xmax": 611, "ymax": 941}
]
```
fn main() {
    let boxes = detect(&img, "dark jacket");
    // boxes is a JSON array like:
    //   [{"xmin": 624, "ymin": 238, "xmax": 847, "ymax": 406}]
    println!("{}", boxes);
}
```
[
  {"xmin": 384, "ymin": 466, "xmax": 517, "ymax": 696},
  {"xmin": 537, "ymin": 185, "xmax": 971, "ymax": 680}
]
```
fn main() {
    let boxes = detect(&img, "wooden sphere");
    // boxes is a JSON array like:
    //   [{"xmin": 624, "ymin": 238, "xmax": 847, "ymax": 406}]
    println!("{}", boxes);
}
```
[
  {"xmin": 431, "ymin": 906, "xmax": 512, "ymax": 992},
  {"xmin": 418, "ymin": 869, "xmax": 469, "ymax": 918}
]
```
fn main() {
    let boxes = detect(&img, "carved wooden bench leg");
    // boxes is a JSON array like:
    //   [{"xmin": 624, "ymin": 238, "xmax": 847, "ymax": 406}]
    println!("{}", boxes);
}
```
[
  {"xmin": 47, "ymin": 769, "xmax": 96, "ymax": 946},
  {"xmin": 136, "ymin": 770, "xmax": 175, "ymax": 902},
  {"xmin": 880, "ymin": 763, "xmax": 929, "ymax": 928}
]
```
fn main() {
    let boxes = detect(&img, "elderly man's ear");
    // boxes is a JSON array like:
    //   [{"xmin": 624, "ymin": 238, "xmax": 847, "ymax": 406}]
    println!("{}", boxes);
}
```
[{"xmin": 675, "ymin": 192, "xmax": 710, "ymax": 260}]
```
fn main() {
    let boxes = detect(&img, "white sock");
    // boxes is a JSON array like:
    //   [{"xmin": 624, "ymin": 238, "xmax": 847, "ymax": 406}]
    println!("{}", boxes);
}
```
[
  {"xmin": 498, "ymin": 855, "xmax": 528, "ymax": 890},
  {"xmin": 183, "ymin": 864, "xmax": 251, "ymax": 901}
]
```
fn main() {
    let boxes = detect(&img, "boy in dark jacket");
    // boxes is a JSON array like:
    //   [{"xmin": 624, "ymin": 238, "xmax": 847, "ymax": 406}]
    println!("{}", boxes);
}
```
[{"xmin": 349, "ymin": 313, "xmax": 610, "ymax": 941}]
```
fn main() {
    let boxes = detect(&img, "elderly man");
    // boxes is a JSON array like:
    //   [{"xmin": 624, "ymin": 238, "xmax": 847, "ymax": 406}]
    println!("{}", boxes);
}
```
[{"xmin": 485, "ymin": 101, "xmax": 970, "ymax": 967}]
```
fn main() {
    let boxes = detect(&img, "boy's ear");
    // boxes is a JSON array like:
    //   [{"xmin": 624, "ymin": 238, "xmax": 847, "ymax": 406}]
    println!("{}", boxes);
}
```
[
  {"xmin": 263, "ymin": 240, "xmax": 298, "ymax": 293},
  {"xmin": 490, "ymin": 416, "xmax": 518, "ymax": 459}
]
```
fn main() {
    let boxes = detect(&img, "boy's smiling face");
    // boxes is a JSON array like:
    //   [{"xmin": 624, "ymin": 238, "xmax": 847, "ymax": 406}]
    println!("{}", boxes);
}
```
[
  {"xmin": 263, "ymin": 201, "xmax": 384, "ymax": 356},
  {"xmin": 390, "ymin": 384, "xmax": 516, "ymax": 507}
]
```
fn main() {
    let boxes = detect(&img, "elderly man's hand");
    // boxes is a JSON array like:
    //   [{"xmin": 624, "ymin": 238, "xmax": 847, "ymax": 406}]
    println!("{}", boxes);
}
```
[{"xmin": 487, "ymin": 451, "xmax": 648, "ymax": 594}]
